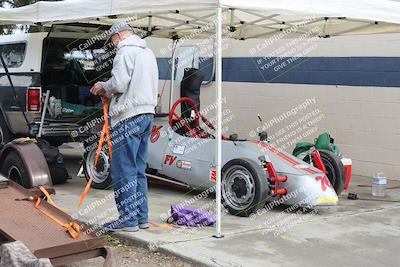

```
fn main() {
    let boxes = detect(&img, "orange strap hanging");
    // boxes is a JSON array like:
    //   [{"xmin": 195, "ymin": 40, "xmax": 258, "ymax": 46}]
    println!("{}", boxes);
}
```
[
  {"xmin": 32, "ymin": 96, "xmax": 112, "ymax": 239},
  {"xmin": 79, "ymin": 97, "xmax": 112, "ymax": 206}
]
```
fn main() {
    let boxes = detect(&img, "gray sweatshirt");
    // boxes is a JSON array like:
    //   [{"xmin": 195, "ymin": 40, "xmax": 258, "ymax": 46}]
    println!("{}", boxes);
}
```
[{"xmin": 104, "ymin": 35, "xmax": 158, "ymax": 127}]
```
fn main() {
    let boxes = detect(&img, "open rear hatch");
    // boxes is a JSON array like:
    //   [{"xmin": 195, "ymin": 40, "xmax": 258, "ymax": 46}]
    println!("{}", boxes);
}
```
[{"xmin": 30, "ymin": 23, "xmax": 113, "ymax": 142}]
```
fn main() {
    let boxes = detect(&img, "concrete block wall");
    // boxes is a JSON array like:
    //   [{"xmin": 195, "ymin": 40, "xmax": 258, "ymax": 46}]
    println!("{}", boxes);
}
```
[
  {"xmin": 149, "ymin": 34, "xmax": 400, "ymax": 181},
  {"xmin": 205, "ymin": 83, "xmax": 400, "ymax": 181},
  {"xmin": 157, "ymin": 81, "xmax": 400, "ymax": 181}
]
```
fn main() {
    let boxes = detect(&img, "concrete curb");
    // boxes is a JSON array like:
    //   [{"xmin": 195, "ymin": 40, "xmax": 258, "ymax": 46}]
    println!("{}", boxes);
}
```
[{"xmin": 113, "ymin": 232, "xmax": 210, "ymax": 267}]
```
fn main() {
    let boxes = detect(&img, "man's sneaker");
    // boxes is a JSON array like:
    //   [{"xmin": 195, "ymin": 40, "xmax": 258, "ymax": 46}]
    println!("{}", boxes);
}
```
[
  {"xmin": 139, "ymin": 223, "xmax": 150, "ymax": 229},
  {"xmin": 103, "ymin": 220, "xmax": 139, "ymax": 232}
]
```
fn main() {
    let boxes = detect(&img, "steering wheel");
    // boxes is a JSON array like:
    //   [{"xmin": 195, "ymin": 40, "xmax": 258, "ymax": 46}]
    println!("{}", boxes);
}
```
[{"xmin": 169, "ymin": 97, "xmax": 227, "ymax": 139}]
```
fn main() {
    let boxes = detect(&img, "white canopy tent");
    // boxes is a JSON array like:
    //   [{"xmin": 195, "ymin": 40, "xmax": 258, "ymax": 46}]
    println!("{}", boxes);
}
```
[
  {"xmin": 2, "ymin": 0, "xmax": 400, "ymax": 238},
  {"xmin": 3, "ymin": 0, "xmax": 400, "ymax": 38}
]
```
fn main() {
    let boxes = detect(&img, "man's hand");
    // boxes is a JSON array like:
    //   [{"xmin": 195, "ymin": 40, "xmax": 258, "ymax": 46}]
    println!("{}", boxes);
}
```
[{"xmin": 90, "ymin": 82, "xmax": 107, "ymax": 96}]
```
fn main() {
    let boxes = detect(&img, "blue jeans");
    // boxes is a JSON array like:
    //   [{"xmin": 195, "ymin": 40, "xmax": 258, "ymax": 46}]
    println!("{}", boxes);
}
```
[{"xmin": 110, "ymin": 114, "xmax": 153, "ymax": 226}]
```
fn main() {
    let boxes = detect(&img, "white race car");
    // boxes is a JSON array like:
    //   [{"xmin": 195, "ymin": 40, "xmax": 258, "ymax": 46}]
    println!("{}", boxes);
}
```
[{"xmin": 84, "ymin": 97, "xmax": 340, "ymax": 217}]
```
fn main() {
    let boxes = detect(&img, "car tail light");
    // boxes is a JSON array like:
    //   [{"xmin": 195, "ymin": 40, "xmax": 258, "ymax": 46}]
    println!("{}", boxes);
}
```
[{"xmin": 27, "ymin": 87, "xmax": 41, "ymax": 112}]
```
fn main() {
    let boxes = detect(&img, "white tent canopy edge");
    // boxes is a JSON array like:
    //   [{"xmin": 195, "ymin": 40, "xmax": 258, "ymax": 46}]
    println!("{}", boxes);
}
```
[
  {"xmin": 2, "ymin": 0, "xmax": 400, "ymax": 39},
  {"xmin": 2, "ymin": 0, "xmax": 400, "ymax": 26}
]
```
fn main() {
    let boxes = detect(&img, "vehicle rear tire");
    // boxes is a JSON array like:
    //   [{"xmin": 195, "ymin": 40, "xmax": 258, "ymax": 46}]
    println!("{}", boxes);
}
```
[
  {"xmin": 0, "ymin": 115, "xmax": 15, "ymax": 145},
  {"xmin": 221, "ymin": 158, "xmax": 270, "ymax": 217},
  {"xmin": 2, "ymin": 151, "xmax": 31, "ymax": 188},
  {"xmin": 83, "ymin": 146, "xmax": 112, "ymax": 189},
  {"xmin": 303, "ymin": 150, "xmax": 345, "ymax": 195}
]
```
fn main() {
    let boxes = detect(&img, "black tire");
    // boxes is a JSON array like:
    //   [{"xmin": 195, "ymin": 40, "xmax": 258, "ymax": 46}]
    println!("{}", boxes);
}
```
[
  {"xmin": 83, "ymin": 146, "xmax": 112, "ymax": 189},
  {"xmin": 36, "ymin": 138, "xmax": 68, "ymax": 185},
  {"xmin": 48, "ymin": 165, "xmax": 69, "ymax": 185},
  {"xmin": 303, "ymin": 150, "xmax": 345, "ymax": 195},
  {"xmin": 47, "ymin": 139, "xmax": 65, "ymax": 147},
  {"xmin": 0, "ymin": 114, "xmax": 15, "ymax": 145},
  {"xmin": 221, "ymin": 158, "xmax": 270, "ymax": 217},
  {"xmin": 146, "ymin": 165, "xmax": 158, "ymax": 175},
  {"xmin": 2, "ymin": 151, "xmax": 31, "ymax": 188}
]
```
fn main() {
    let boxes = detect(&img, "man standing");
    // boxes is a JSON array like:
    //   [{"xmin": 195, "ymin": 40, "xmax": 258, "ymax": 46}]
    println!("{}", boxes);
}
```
[{"xmin": 91, "ymin": 22, "xmax": 158, "ymax": 232}]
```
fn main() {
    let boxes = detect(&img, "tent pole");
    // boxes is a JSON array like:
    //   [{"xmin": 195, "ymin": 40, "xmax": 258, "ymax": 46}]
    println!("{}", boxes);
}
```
[
  {"xmin": 169, "ymin": 39, "xmax": 177, "ymax": 111},
  {"xmin": 214, "ymin": 6, "xmax": 223, "ymax": 239}
]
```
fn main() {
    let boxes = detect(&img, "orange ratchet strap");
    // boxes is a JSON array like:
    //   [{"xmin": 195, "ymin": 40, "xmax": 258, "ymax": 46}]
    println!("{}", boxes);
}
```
[
  {"xmin": 35, "ymin": 186, "xmax": 81, "ymax": 239},
  {"xmin": 79, "ymin": 97, "xmax": 112, "ymax": 206},
  {"xmin": 32, "ymin": 96, "xmax": 112, "ymax": 239}
]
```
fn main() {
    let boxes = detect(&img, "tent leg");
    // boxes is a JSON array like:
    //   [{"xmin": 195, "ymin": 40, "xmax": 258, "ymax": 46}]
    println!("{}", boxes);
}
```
[
  {"xmin": 214, "ymin": 6, "xmax": 223, "ymax": 239},
  {"xmin": 169, "ymin": 40, "xmax": 178, "ymax": 111}
]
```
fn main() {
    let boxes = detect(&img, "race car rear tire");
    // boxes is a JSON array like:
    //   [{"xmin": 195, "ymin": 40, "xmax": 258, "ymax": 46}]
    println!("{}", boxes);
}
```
[
  {"xmin": 83, "ymin": 146, "xmax": 112, "ymax": 189},
  {"xmin": 221, "ymin": 158, "xmax": 270, "ymax": 217},
  {"xmin": 303, "ymin": 150, "xmax": 345, "ymax": 195},
  {"xmin": 2, "ymin": 151, "xmax": 31, "ymax": 188}
]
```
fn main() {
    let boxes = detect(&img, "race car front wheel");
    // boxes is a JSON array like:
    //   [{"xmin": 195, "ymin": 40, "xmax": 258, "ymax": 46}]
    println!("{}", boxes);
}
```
[
  {"xmin": 318, "ymin": 150, "xmax": 345, "ymax": 195},
  {"xmin": 222, "ymin": 158, "xmax": 270, "ymax": 217},
  {"xmin": 303, "ymin": 150, "xmax": 345, "ymax": 195},
  {"xmin": 83, "ymin": 146, "xmax": 112, "ymax": 189}
]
